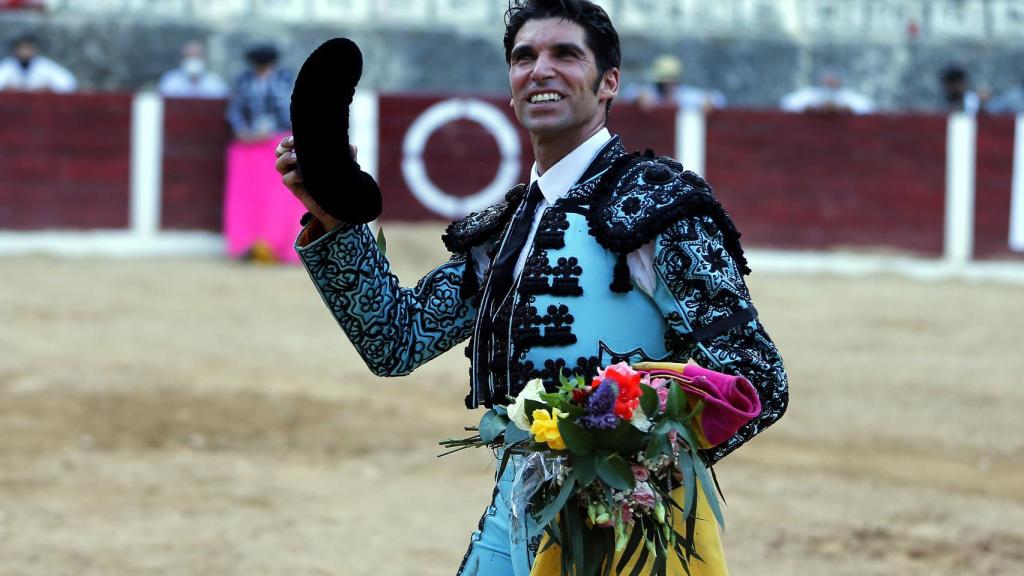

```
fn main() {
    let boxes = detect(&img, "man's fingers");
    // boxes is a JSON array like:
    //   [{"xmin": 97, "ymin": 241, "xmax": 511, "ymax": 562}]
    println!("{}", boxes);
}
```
[
  {"xmin": 282, "ymin": 169, "xmax": 304, "ymax": 190},
  {"xmin": 274, "ymin": 135, "xmax": 294, "ymax": 157},
  {"xmin": 275, "ymin": 151, "xmax": 298, "ymax": 175}
]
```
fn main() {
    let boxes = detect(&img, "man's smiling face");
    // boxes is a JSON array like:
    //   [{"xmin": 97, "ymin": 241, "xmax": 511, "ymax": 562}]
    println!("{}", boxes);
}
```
[{"xmin": 508, "ymin": 17, "xmax": 618, "ymax": 141}]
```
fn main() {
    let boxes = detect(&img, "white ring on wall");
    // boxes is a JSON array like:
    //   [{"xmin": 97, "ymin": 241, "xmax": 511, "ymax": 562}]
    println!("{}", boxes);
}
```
[{"xmin": 402, "ymin": 98, "xmax": 522, "ymax": 218}]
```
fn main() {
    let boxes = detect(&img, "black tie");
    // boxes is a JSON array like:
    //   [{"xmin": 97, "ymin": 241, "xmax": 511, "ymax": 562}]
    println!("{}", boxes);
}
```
[
  {"xmin": 486, "ymin": 181, "xmax": 544, "ymax": 307},
  {"xmin": 468, "ymin": 181, "xmax": 544, "ymax": 408}
]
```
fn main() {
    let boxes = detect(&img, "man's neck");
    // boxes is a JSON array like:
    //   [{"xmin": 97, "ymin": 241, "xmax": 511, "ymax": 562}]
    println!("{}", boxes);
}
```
[{"xmin": 531, "ymin": 120, "xmax": 605, "ymax": 175}]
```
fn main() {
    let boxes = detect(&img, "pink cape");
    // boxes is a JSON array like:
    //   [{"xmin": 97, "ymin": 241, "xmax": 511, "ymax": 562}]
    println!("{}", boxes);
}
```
[{"xmin": 223, "ymin": 133, "xmax": 306, "ymax": 263}]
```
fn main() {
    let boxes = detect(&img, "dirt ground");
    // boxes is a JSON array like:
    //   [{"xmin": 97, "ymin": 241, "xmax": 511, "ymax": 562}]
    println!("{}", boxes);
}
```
[{"xmin": 1, "ymin": 223, "xmax": 1022, "ymax": 576}]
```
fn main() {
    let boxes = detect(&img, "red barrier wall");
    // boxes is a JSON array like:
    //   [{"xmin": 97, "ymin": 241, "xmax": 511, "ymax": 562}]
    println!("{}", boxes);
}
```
[
  {"xmin": 974, "ymin": 116, "xmax": 1020, "ymax": 260},
  {"xmin": 3, "ymin": 92, "xmax": 1022, "ymax": 262},
  {"xmin": 705, "ymin": 110, "xmax": 948, "ymax": 256},
  {"xmin": 161, "ymin": 98, "xmax": 232, "ymax": 231},
  {"xmin": 0, "ymin": 92, "xmax": 132, "ymax": 230}
]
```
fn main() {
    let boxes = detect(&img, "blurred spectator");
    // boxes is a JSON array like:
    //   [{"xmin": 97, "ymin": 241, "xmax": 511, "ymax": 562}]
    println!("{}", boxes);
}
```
[
  {"xmin": 780, "ymin": 69, "xmax": 873, "ymax": 115},
  {"xmin": 0, "ymin": 34, "xmax": 77, "ymax": 93},
  {"xmin": 226, "ymin": 44, "xmax": 292, "ymax": 142},
  {"xmin": 987, "ymin": 80, "xmax": 1024, "ymax": 115},
  {"xmin": 622, "ymin": 54, "xmax": 726, "ymax": 112},
  {"xmin": 939, "ymin": 66, "xmax": 988, "ymax": 115},
  {"xmin": 158, "ymin": 40, "xmax": 228, "ymax": 99}
]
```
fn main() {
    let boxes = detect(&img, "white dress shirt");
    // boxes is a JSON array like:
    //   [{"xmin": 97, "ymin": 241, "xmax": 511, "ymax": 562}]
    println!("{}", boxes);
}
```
[
  {"xmin": 472, "ymin": 128, "xmax": 657, "ymax": 297},
  {"xmin": 0, "ymin": 56, "xmax": 76, "ymax": 93}
]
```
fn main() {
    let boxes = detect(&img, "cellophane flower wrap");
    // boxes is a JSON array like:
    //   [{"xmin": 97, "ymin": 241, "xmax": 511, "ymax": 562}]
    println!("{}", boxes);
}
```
[{"xmin": 440, "ymin": 362, "xmax": 762, "ymax": 576}]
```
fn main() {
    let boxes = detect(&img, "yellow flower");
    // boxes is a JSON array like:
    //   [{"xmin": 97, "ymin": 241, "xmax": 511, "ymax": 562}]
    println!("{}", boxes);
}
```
[{"xmin": 530, "ymin": 407, "xmax": 567, "ymax": 451}]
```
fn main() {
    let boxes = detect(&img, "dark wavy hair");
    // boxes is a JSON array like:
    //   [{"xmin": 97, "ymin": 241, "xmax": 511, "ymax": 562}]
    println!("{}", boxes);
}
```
[{"xmin": 503, "ymin": 0, "xmax": 621, "ymax": 114}]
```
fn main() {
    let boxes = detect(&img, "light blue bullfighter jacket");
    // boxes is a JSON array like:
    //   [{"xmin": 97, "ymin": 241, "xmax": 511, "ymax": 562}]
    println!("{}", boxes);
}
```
[{"xmin": 295, "ymin": 136, "xmax": 788, "ymax": 575}]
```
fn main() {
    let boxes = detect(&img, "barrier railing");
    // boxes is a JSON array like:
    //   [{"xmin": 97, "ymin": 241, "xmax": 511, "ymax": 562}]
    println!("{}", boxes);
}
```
[{"xmin": 1, "ymin": 91, "xmax": 1021, "ymax": 263}]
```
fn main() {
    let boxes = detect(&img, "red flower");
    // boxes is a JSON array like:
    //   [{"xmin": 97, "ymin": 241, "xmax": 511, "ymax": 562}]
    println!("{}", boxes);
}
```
[
  {"xmin": 571, "ymin": 387, "xmax": 590, "ymax": 404},
  {"xmin": 592, "ymin": 362, "xmax": 643, "ymax": 420}
]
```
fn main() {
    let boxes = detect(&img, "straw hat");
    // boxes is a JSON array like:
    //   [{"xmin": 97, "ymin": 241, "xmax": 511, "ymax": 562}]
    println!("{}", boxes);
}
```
[{"xmin": 650, "ymin": 55, "xmax": 683, "ymax": 83}]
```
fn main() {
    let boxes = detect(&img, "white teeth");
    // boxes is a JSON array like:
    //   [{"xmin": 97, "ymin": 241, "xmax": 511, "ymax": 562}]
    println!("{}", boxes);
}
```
[{"xmin": 530, "ymin": 92, "xmax": 563, "ymax": 103}]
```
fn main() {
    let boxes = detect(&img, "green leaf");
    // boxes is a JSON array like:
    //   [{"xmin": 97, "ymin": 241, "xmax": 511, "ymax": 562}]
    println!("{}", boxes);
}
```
[
  {"xmin": 645, "ymin": 431, "xmax": 669, "ymax": 462},
  {"xmin": 666, "ymin": 382, "xmax": 686, "ymax": 420},
  {"xmin": 535, "ymin": 475, "xmax": 577, "ymax": 528},
  {"xmin": 684, "ymin": 398, "xmax": 705, "ymax": 422},
  {"xmin": 593, "ymin": 419, "xmax": 646, "ymax": 453},
  {"xmin": 478, "ymin": 409, "xmax": 507, "ymax": 444},
  {"xmin": 640, "ymin": 384, "xmax": 659, "ymax": 417},
  {"xmin": 562, "ymin": 403, "xmax": 586, "ymax": 418},
  {"xmin": 558, "ymin": 368, "xmax": 571, "ymax": 388},
  {"xmin": 677, "ymin": 449, "xmax": 697, "ymax": 521},
  {"xmin": 652, "ymin": 419, "xmax": 673, "ymax": 436},
  {"xmin": 617, "ymin": 518, "xmax": 645, "ymax": 574},
  {"xmin": 540, "ymin": 392, "xmax": 566, "ymax": 410},
  {"xmin": 573, "ymin": 455, "xmax": 597, "ymax": 487},
  {"xmin": 596, "ymin": 454, "xmax": 636, "ymax": 491},
  {"xmin": 375, "ymin": 226, "xmax": 387, "ymax": 255},
  {"xmin": 557, "ymin": 418, "xmax": 595, "ymax": 456}
]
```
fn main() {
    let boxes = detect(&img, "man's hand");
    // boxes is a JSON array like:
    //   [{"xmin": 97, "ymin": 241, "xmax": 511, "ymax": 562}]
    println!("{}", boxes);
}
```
[{"xmin": 274, "ymin": 135, "xmax": 345, "ymax": 231}]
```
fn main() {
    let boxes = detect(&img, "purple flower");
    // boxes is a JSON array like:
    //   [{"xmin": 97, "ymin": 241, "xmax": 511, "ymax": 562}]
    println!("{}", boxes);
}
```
[{"xmin": 581, "ymin": 379, "xmax": 618, "ymax": 430}]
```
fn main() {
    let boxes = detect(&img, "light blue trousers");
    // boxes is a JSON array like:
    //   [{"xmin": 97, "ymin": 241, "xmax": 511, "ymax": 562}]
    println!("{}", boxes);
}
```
[{"xmin": 456, "ymin": 455, "xmax": 543, "ymax": 576}]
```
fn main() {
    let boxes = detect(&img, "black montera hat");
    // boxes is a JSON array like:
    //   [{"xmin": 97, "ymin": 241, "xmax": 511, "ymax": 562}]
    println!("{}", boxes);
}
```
[
  {"xmin": 245, "ymin": 44, "xmax": 279, "ymax": 66},
  {"xmin": 290, "ymin": 38, "xmax": 381, "ymax": 224}
]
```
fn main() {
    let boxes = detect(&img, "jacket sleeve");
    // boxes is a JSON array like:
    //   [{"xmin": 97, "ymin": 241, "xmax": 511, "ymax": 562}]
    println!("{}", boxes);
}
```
[
  {"xmin": 649, "ymin": 215, "xmax": 789, "ymax": 464},
  {"xmin": 296, "ymin": 222, "xmax": 478, "ymax": 377}
]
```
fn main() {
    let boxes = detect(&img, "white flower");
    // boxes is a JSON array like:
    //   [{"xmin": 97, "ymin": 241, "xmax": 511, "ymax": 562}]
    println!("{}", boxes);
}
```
[{"xmin": 508, "ymin": 378, "xmax": 545, "ymax": 431}]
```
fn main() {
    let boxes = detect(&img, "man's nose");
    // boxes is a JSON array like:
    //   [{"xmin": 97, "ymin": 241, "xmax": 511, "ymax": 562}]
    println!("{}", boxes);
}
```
[{"xmin": 530, "ymin": 53, "xmax": 556, "ymax": 82}]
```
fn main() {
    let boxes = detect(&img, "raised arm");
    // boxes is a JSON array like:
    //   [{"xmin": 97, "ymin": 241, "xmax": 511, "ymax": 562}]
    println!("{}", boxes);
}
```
[
  {"xmin": 650, "ymin": 215, "xmax": 789, "ymax": 464},
  {"xmin": 297, "ymin": 223, "xmax": 477, "ymax": 376},
  {"xmin": 277, "ymin": 136, "xmax": 478, "ymax": 377}
]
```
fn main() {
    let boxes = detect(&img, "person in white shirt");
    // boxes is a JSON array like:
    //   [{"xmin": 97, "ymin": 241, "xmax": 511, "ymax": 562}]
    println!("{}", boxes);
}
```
[
  {"xmin": 158, "ymin": 40, "xmax": 228, "ymax": 99},
  {"xmin": 780, "ymin": 69, "xmax": 874, "ymax": 115},
  {"xmin": 0, "ymin": 34, "xmax": 77, "ymax": 93}
]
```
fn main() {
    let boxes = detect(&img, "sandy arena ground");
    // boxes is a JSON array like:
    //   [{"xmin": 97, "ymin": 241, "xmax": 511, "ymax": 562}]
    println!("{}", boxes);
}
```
[{"xmin": 1, "ymin": 223, "xmax": 1022, "ymax": 575}]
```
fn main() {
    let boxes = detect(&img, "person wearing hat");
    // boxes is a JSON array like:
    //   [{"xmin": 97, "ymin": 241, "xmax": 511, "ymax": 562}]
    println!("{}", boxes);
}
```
[
  {"xmin": 623, "ymin": 54, "xmax": 726, "ymax": 112},
  {"xmin": 223, "ymin": 43, "xmax": 302, "ymax": 263},
  {"xmin": 226, "ymin": 43, "xmax": 293, "ymax": 141}
]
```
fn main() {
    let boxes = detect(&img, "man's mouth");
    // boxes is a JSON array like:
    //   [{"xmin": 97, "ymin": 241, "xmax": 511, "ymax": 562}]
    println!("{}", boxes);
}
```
[{"xmin": 529, "ymin": 92, "xmax": 563, "ymax": 104}]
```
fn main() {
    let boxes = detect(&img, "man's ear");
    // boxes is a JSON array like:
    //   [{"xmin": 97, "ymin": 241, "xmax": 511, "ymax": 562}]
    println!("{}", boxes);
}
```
[{"xmin": 599, "ymin": 67, "xmax": 620, "ymax": 102}]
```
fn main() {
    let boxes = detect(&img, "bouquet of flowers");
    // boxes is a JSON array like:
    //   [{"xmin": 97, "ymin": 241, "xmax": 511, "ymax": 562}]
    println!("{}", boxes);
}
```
[{"xmin": 441, "ymin": 361, "xmax": 761, "ymax": 576}]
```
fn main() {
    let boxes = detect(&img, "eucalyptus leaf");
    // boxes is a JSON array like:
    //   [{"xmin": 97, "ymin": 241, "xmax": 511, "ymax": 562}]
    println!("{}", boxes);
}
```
[
  {"xmin": 504, "ymin": 421, "xmax": 530, "ymax": 445},
  {"xmin": 573, "ymin": 455, "xmax": 597, "ymax": 487},
  {"xmin": 478, "ymin": 409, "xmax": 508, "ymax": 444},
  {"xmin": 375, "ymin": 226, "xmax": 387, "ymax": 255},
  {"xmin": 596, "ymin": 454, "xmax": 636, "ymax": 491}
]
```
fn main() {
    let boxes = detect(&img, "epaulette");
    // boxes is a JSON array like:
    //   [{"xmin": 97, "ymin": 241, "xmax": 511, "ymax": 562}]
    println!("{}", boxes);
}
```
[
  {"xmin": 586, "ymin": 151, "xmax": 750, "ymax": 293},
  {"xmin": 441, "ymin": 183, "xmax": 528, "ymax": 299},
  {"xmin": 442, "ymin": 183, "xmax": 527, "ymax": 254}
]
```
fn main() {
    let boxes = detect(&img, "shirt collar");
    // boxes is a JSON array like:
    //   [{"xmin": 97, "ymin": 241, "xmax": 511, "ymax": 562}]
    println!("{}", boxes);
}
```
[{"xmin": 529, "ymin": 127, "xmax": 612, "ymax": 204}]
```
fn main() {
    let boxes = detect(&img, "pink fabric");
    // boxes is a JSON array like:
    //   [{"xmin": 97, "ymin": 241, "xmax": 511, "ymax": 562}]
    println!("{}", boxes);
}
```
[
  {"xmin": 223, "ymin": 132, "xmax": 305, "ymax": 263},
  {"xmin": 680, "ymin": 365, "xmax": 762, "ymax": 447}
]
